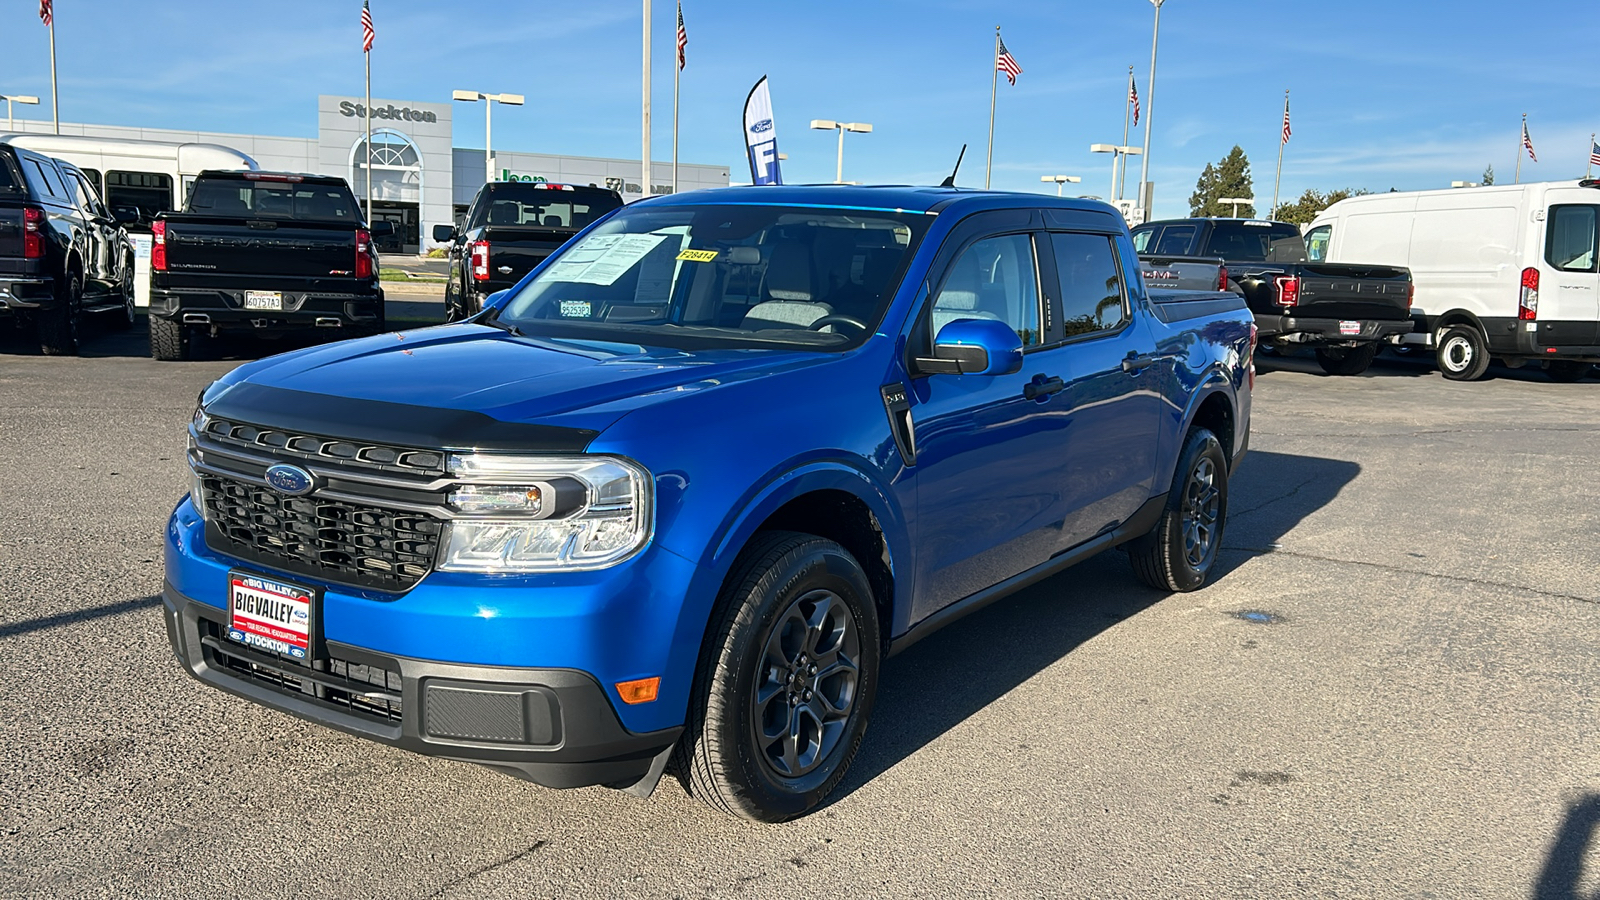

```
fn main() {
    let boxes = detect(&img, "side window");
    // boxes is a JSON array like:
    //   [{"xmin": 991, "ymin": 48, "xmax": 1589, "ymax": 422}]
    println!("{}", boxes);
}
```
[
  {"xmin": 931, "ymin": 233, "xmax": 1041, "ymax": 348},
  {"xmin": 1546, "ymin": 206, "xmax": 1598, "ymax": 273},
  {"xmin": 1152, "ymin": 223, "xmax": 1196, "ymax": 255},
  {"xmin": 1129, "ymin": 227, "xmax": 1154, "ymax": 252},
  {"xmin": 1304, "ymin": 224, "xmax": 1331, "ymax": 262},
  {"xmin": 1050, "ymin": 233, "xmax": 1128, "ymax": 338},
  {"xmin": 22, "ymin": 158, "xmax": 66, "ymax": 199}
]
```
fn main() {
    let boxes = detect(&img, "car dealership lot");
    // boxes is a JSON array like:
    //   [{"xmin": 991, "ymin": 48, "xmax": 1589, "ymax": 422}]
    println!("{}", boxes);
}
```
[{"xmin": 1, "ymin": 321, "xmax": 1597, "ymax": 899}]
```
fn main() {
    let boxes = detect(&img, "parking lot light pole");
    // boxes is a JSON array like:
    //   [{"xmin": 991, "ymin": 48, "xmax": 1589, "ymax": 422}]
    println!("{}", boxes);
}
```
[
  {"xmin": 1138, "ymin": 0, "xmax": 1166, "ymax": 216},
  {"xmin": 1040, "ymin": 175, "xmax": 1082, "ymax": 197},
  {"xmin": 2, "ymin": 95, "xmax": 40, "ymax": 132},
  {"xmin": 1219, "ymin": 196, "xmax": 1253, "ymax": 217},
  {"xmin": 810, "ymin": 120, "xmax": 873, "ymax": 184},
  {"xmin": 1091, "ymin": 144, "xmax": 1141, "ymax": 199},
  {"xmin": 453, "ymin": 90, "xmax": 525, "ymax": 186}
]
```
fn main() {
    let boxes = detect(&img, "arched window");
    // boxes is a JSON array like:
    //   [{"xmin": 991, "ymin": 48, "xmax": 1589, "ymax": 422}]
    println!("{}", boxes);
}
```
[{"xmin": 349, "ymin": 128, "xmax": 421, "ymax": 203}]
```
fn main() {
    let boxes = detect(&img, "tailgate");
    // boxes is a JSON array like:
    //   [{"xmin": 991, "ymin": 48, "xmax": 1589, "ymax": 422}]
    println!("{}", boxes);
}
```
[
  {"xmin": 0, "ymin": 207, "xmax": 23, "ymax": 277},
  {"xmin": 162, "ymin": 216, "xmax": 358, "ymax": 289},
  {"xmin": 1140, "ymin": 254, "xmax": 1225, "ymax": 292},
  {"xmin": 482, "ymin": 225, "xmax": 576, "ymax": 291},
  {"xmin": 1293, "ymin": 263, "xmax": 1412, "ymax": 320}
]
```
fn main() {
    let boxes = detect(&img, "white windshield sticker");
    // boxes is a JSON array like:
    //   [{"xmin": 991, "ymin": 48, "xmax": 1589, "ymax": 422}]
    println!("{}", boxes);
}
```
[{"xmin": 545, "ymin": 233, "xmax": 668, "ymax": 285}]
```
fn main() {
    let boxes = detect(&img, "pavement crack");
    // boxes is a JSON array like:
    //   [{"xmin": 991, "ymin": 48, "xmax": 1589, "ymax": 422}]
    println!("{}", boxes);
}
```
[
  {"xmin": 1230, "ymin": 476, "xmax": 1318, "ymax": 518},
  {"xmin": 422, "ymin": 839, "xmax": 548, "ymax": 900},
  {"xmin": 1225, "ymin": 546, "xmax": 1597, "ymax": 605}
]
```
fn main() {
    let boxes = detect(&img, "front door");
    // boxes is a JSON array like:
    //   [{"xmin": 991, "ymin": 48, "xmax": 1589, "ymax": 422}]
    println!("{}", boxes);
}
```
[{"xmin": 1540, "ymin": 200, "xmax": 1600, "ymax": 345}]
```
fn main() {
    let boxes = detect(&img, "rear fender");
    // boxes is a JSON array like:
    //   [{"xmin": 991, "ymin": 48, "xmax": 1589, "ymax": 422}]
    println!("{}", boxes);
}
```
[{"xmin": 1163, "ymin": 375, "xmax": 1237, "ymax": 486}]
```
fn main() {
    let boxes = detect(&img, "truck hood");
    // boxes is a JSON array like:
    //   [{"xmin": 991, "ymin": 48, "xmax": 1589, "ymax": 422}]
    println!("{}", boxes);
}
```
[{"xmin": 206, "ymin": 323, "xmax": 825, "ymax": 445}]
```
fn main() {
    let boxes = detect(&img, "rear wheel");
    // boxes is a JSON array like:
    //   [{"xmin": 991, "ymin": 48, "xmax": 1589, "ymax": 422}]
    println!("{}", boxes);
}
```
[
  {"xmin": 1546, "ymin": 361, "xmax": 1592, "ymax": 383},
  {"xmin": 1437, "ymin": 324, "xmax": 1491, "ymax": 381},
  {"xmin": 1129, "ymin": 427, "xmax": 1229, "ymax": 592},
  {"xmin": 1314, "ymin": 343, "xmax": 1380, "ymax": 376},
  {"xmin": 37, "ymin": 270, "xmax": 83, "ymax": 356},
  {"xmin": 677, "ymin": 531, "xmax": 880, "ymax": 822},
  {"xmin": 149, "ymin": 315, "xmax": 190, "ymax": 361}
]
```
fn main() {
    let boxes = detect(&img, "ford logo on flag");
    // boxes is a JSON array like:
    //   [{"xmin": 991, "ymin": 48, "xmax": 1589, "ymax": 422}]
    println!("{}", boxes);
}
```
[
  {"xmin": 265, "ymin": 464, "xmax": 315, "ymax": 497},
  {"xmin": 750, "ymin": 118, "xmax": 773, "ymax": 134}
]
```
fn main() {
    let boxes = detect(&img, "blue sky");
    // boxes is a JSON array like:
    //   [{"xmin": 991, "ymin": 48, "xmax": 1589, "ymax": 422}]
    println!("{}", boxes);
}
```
[{"xmin": 2, "ymin": 0, "xmax": 1597, "ymax": 218}]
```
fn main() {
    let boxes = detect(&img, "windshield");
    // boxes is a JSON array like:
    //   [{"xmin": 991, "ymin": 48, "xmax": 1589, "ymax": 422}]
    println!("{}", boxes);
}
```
[
  {"xmin": 187, "ymin": 179, "xmax": 361, "ymax": 221},
  {"xmin": 472, "ymin": 185, "xmax": 623, "ymax": 230},
  {"xmin": 496, "ymin": 204, "xmax": 932, "ymax": 350}
]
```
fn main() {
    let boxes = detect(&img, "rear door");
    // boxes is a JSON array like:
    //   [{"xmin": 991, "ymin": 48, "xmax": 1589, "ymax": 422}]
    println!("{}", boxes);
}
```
[
  {"xmin": 60, "ymin": 165, "xmax": 115, "ymax": 294},
  {"xmin": 1539, "ymin": 199, "xmax": 1600, "ymax": 344}
]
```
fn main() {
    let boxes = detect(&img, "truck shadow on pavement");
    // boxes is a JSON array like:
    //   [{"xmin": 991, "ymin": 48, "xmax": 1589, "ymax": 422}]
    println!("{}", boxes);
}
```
[
  {"xmin": 0, "ymin": 596, "xmax": 160, "ymax": 640},
  {"xmin": 840, "ymin": 449, "xmax": 1361, "ymax": 800},
  {"xmin": 1535, "ymin": 794, "xmax": 1600, "ymax": 900}
]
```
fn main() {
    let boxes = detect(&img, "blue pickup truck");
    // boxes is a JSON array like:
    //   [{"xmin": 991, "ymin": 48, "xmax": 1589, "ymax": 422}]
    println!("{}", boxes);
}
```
[{"xmin": 164, "ymin": 185, "xmax": 1255, "ymax": 821}]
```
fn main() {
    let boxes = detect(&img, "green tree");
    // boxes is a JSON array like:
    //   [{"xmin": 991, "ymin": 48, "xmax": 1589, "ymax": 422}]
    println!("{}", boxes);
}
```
[
  {"xmin": 1271, "ymin": 188, "xmax": 1368, "ymax": 225},
  {"xmin": 1189, "ymin": 146, "xmax": 1255, "ymax": 217},
  {"xmin": 1482, "ymin": 164, "xmax": 1495, "ymax": 186}
]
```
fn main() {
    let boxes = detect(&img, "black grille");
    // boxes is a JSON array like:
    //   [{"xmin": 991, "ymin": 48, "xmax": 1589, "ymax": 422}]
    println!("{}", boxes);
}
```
[
  {"xmin": 201, "ymin": 620, "xmax": 404, "ymax": 723},
  {"xmin": 201, "ymin": 415, "xmax": 447, "ymax": 475},
  {"xmin": 202, "ymin": 474, "xmax": 441, "ymax": 591}
]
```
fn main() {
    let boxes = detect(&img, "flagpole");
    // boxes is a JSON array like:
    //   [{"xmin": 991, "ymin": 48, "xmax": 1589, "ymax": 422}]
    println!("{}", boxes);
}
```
[
  {"xmin": 1589, "ymin": 132, "xmax": 1594, "ymax": 180},
  {"xmin": 985, "ymin": 26, "xmax": 998, "ymax": 190},
  {"xmin": 642, "ymin": 0, "xmax": 652, "ymax": 198},
  {"xmin": 1117, "ymin": 67, "xmax": 1132, "ymax": 201},
  {"xmin": 1272, "ymin": 90, "xmax": 1287, "ymax": 219},
  {"xmin": 48, "ymin": 15, "xmax": 59, "ymax": 134},
  {"xmin": 672, "ymin": 3, "xmax": 679, "ymax": 196},
  {"xmin": 1138, "ymin": 0, "xmax": 1163, "ymax": 215},
  {"xmin": 365, "ymin": 45, "xmax": 372, "ymax": 226},
  {"xmin": 1515, "ymin": 114, "xmax": 1524, "ymax": 185}
]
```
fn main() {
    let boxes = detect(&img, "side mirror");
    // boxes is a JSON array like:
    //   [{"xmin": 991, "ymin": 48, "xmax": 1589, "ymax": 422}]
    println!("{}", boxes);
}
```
[
  {"xmin": 111, "ymin": 206, "xmax": 142, "ymax": 225},
  {"xmin": 923, "ymin": 318, "xmax": 1024, "ymax": 376},
  {"xmin": 482, "ymin": 289, "xmax": 510, "ymax": 311},
  {"xmin": 431, "ymin": 224, "xmax": 456, "ymax": 243},
  {"xmin": 369, "ymin": 221, "xmax": 397, "ymax": 238}
]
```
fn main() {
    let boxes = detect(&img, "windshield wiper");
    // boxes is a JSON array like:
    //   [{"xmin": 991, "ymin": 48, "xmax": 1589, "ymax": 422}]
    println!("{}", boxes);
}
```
[{"xmin": 477, "ymin": 306, "xmax": 522, "ymax": 337}]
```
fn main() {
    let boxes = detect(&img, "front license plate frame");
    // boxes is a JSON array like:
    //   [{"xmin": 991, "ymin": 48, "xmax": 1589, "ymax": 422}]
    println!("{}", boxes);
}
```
[
  {"xmin": 227, "ymin": 570, "xmax": 318, "ymax": 663},
  {"xmin": 244, "ymin": 291, "xmax": 284, "ymax": 311}
]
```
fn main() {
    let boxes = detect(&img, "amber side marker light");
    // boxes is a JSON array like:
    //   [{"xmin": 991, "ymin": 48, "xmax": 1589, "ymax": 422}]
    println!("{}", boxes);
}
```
[{"xmin": 616, "ymin": 677, "xmax": 661, "ymax": 705}]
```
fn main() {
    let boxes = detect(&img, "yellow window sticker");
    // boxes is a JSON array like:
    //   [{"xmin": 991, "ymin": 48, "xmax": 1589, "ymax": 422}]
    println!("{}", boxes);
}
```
[{"xmin": 676, "ymin": 249, "xmax": 719, "ymax": 262}]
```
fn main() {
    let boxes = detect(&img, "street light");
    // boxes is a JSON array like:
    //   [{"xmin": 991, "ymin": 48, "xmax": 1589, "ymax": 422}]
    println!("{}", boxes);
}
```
[
  {"xmin": 1090, "ymin": 143, "xmax": 1141, "ymax": 199},
  {"xmin": 1137, "ymin": 0, "xmax": 1167, "ymax": 216},
  {"xmin": 2, "ymin": 94, "xmax": 39, "ymax": 132},
  {"xmin": 1219, "ymin": 196, "xmax": 1254, "ymax": 217},
  {"xmin": 810, "ymin": 119, "xmax": 873, "ymax": 184},
  {"xmin": 1040, "ymin": 175, "xmax": 1082, "ymax": 197},
  {"xmin": 453, "ymin": 90, "xmax": 526, "ymax": 185}
]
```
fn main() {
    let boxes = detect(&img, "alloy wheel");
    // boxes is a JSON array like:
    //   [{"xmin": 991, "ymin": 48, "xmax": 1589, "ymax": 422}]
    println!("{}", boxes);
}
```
[
  {"xmin": 751, "ymin": 588, "xmax": 861, "ymax": 779},
  {"xmin": 1181, "ymin": 456, "xmax": 1221, "ymax": 570}
]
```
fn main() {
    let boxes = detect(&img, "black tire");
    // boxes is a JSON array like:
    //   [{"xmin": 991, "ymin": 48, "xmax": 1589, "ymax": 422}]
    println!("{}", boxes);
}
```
[
  {"xmin": 677, "ymin": 531, "xmax": 881, "ymax": 822},
  {"xmin": 37, "ymin": 270, "xmax": 82, "ymax": 356},
  {"xmin": 149, "ymin": 314, "xmax": 190, "ymax": 361},
  {"xmin": 1437, "ymin": 324, "xmax": 1490, "ymax": 381},
  {"xmin": 110, "ymin": 256, "xmax": 137, "ymax": 331},
  {"xmin": 1546, "ymin": 360, "xmax": 1591, "ymax": 383},
  {"xmin": 1128, "ymin": 427, "xmax": 1229, "ymax": 592},
  {"xmin": 1314, "ymin": 343, "xmax": 1380, "ymax": 376}
]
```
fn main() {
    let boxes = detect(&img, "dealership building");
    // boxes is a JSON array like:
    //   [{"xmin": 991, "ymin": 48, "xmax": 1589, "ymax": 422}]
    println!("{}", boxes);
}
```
[{"xmin": 2, "ymin": 94, "xmax": 729, "ymax": 253}]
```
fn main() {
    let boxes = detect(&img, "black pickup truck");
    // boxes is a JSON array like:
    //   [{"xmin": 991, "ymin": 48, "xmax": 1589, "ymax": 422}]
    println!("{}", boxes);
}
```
[
  {"xmin": 1, "ymin": 142, "xmax": 138, "ymax": 354},
  {"xmin": 433, "ymin": 181, "xmax": 623, "ymax": 321},
  {"xmin": 1133, "ymin": 218, "xmax": 1413, "ymax": 375},
  {"xmin": 148, "ymin": 170, "xmax": 391, "ymax": 360}
]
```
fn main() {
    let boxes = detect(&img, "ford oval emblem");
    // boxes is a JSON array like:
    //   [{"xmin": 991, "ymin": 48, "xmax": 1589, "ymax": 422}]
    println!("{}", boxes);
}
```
[
  {"xmin": 750, "ymin": 118, "xmax": 773, "ymax": 134},
  {"xmin": 265, "ymin": 464, "xmax": 315, "ymax": 497}
]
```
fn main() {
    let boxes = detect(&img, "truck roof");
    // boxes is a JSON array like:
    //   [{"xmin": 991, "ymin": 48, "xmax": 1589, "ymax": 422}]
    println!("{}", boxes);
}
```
[{"xmin": 636, "ymin": 184, "xmax": 1124, "ymax": 217}]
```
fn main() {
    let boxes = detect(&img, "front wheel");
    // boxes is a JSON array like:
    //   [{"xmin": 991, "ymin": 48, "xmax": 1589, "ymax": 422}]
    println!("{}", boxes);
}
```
[
  {"xmin": 110, "ymin": 257, "xmax": 137, "ymax": 331},
  {"xmin": 1314, "ymin": 343, "xmax": 1380, "ymax": 376},
  {"xmin": 1437, "ymin": 324, "xmax": 1491, "ymax": 381},
  {"xmin": 1128, "ymin": 427, "xmax": 1229, "ymax": 592},
  {"xmin": 677, "ymin": 531, "xmax": 881, "ymax": 822}
]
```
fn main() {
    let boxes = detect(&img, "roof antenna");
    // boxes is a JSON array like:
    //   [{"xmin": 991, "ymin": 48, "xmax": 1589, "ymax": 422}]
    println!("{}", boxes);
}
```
[{"xmin": 940, "ymin": 144, "xmax": 967, "ymax": 188}]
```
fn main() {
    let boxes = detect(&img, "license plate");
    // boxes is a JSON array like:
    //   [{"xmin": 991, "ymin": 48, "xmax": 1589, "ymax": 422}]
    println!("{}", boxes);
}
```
[
  {"xmin": 1339, "ymin": 320, "xmax": 1362, "ymax": 336},
  {"xmin": 228, "ymin": 571, "xmax": 315, "ymax": 662},
  {"xmin": 244, "ymin": 291, "xmax": 283, "ymax": 310}
]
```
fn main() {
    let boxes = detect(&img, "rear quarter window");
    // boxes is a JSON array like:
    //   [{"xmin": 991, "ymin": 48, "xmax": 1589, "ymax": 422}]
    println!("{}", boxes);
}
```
[{"xmin": 1546, "ymin": 205, "xmax": 1598, "ymax": 273}]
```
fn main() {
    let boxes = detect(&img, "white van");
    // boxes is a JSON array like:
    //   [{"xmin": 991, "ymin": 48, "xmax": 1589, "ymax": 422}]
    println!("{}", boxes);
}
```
[
  {"xmin": 1307, "ymin": 180, "xmax": 1600, "ymax": 381},
  {"xmin": 0, "ymin": 134, "xmax": 257, "ymax": 307}
]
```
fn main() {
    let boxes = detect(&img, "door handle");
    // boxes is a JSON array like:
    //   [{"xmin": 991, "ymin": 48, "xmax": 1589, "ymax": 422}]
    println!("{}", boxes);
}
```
[
  {"xmin": 1121, "ymin": 354, "xmax": 1158, "ymax": 374},
  {"xmin": 1023, "ymin": 375, "xmax": 1066, "ymax": 401}
]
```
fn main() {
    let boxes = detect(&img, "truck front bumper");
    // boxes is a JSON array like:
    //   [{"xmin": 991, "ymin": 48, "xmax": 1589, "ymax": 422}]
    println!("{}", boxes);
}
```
[
  {"xmin": 163, "ymin": 497, "xmax": 698, "ymax": 791},
  {"xmin": 149, "ymin": 287, "xmax": 383, "ymax": 332},
  {"xmin": 1261, "ymin": 314, "xmax": 1414, "ymax": 344}
]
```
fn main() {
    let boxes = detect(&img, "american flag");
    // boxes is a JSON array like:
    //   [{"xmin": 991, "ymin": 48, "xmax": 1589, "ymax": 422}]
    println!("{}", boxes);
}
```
[
  {"xmin": 1589, "ymin": 137, "xmax": 1600, "ymax": 167},
  {"xmin": 1281, "ymin": 96, "xmax": 1292, "ymax": 145},
  {"xmin": 1129, "ymin": 73, "xmax": 1140, "ymax": 126},
  {"xmin": 1522, "ymin": 119, "xmax": 1538, "ymax": 162},
  {"xmin": 39, "ymin": 0, "xmax": 52, "ymax": 26},
  {"xmin": 676, "ymin": 1, "xmax": 687, "ymax": 70},
  {"xmin": 361, "ymin": 1, "xmax": 375, "ymax": 53},
  {"xmin": 996, "ymin": 36, "xmax": 1021, "ymax": 86}
]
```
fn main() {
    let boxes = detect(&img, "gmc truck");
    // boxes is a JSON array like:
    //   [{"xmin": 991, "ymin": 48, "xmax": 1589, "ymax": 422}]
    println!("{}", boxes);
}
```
[
  {"xmin": 148, "ymin": 170, "xmax": 391, "ymax": 360},
  {"xmin": 0, "ymin": 142, "xmax": 138, "ymax": 354},
  {"xmin": 1133, "ymin": 217, "xmax": 1413, "ymax": 375},
  {"xmin": 165, "ymin": 186, "xmax": 1255, "ymax": 822},
  {"xmin": 434, "ymin": 181, "xmax": 623, "ymax": 321}
]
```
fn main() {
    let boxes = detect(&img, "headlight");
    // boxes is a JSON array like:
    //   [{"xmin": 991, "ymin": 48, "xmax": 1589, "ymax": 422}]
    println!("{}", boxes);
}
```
[
  {"xmin": 437, "ymin": 454, "xmax": 652, "ymax": 573},
  {"xmin": 187, "ymin": 410, "xmax": 207, "ymax": 521}
]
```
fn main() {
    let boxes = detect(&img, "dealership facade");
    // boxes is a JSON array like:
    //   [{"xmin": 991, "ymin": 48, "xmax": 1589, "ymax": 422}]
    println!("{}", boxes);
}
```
[{"xmin": 2, "ymin": 94, "xmax": 729, "ymax": 253}]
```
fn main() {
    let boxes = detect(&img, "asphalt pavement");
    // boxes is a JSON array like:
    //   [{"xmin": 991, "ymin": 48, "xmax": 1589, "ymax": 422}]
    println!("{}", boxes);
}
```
[{"xmin": 1, "ymin": 319, "xmax": 1596, "ymax": 899}]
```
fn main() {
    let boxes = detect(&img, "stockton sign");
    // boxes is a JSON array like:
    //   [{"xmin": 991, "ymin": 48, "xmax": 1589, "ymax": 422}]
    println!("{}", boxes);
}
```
[{"xmin": 338, "ymin": 101, "xmax": 438, "ymax": 124}]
